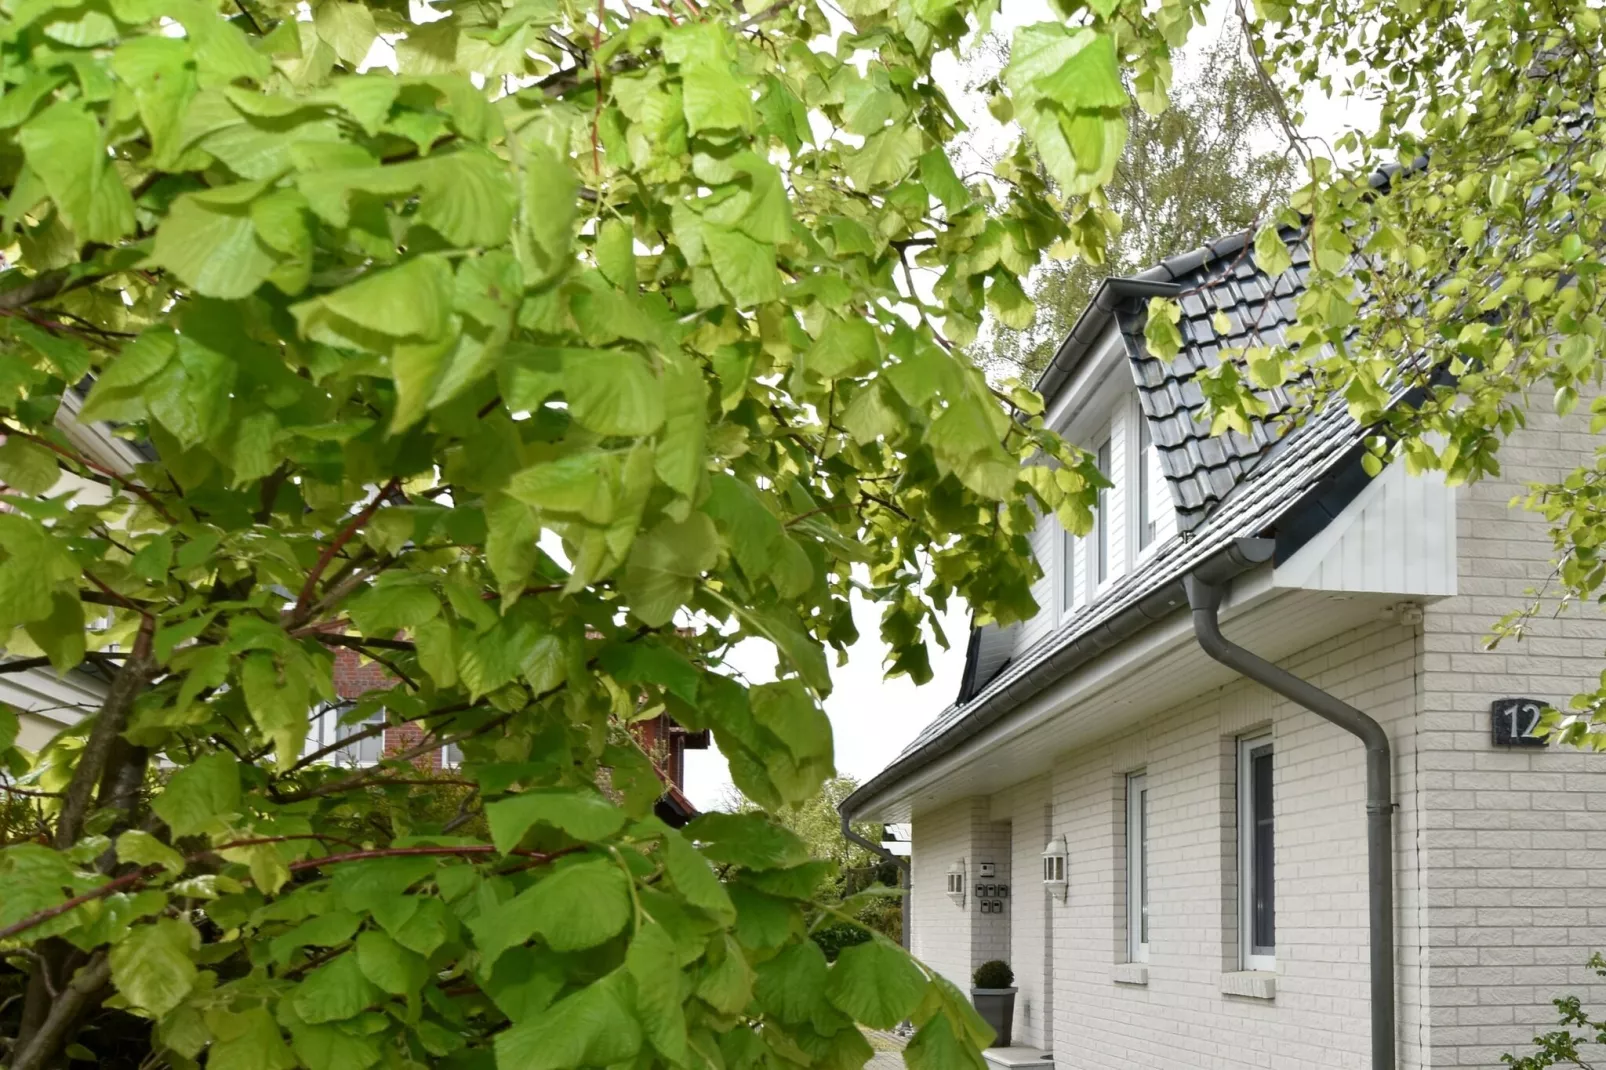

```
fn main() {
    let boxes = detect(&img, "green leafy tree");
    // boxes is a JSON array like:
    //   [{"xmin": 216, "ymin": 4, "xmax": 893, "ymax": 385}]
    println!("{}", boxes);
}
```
[
  {"xmin": 0, "ymin": 0, "xmax": 1180, "ymax": 1067},
  {"xmin": 1139, "ymin": 0, "xmax": 1606, "ymax": 732},
  {"xmin": 972, "ymin": 30, "xmax": 1296, "ymax": 378}
]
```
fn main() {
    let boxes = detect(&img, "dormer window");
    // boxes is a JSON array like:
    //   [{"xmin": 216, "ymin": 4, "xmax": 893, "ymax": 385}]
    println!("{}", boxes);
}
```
[
  {"xmin": 1094, "ymin": 436, "xmax": 1112, "ymax": 586},
  {"xmin": 1043, "ymin": 334, "xmax": 1175, "ymax": 625},
  {"xmin": 1137, "ymin": 417, "xmax": 1157, "ymax": 552}
]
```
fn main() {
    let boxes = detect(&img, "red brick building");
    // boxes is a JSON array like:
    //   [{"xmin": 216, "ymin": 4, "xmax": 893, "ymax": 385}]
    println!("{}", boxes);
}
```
[{"xmin": 316, "ymin": 647, "xmax": 706, "ymax": 826}]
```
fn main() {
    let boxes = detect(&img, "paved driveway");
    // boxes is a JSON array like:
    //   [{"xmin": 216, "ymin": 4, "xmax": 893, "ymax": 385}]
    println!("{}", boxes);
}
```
[{"xmin": 865, "ymin": 1029, "xmax": 907, "ymax": 1070}]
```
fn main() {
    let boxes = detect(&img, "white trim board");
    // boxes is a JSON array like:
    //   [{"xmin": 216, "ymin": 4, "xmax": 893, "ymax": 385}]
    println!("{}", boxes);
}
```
[{"xmin": 1272, "ymin": 460, "xmax": 1457, "ymax": 598}]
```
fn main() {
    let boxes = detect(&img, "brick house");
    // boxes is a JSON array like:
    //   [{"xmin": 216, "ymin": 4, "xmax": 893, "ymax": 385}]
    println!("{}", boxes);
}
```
[
  {"xmin": 313, "ymin": 646, "xmax": 706, "ymax": 826},
  {"xmin": 840, "ymin": 229, "xmax": 1606, "ymax": 1069}
]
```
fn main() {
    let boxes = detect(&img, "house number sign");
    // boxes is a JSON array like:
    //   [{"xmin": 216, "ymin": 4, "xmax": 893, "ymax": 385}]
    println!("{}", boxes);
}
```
[{"xmin": 1491, "ymin": 698, "xmax": 1548, "ymax": 747}]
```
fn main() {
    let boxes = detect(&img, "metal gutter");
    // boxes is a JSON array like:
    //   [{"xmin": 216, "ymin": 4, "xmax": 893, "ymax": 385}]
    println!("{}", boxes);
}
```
[
  {"xmin": 839, "ymin": 813, "xmax": 912, "ymax": 951},
  {"xmin": 1184, "ymin": 563, "xmax": 1396, "ymax": 1070},
  {"xmin": 1033, "ymin": 277, "xmax": 1182, "ymax": 403},
  {"xmin": 839, "ymin": 537, "xmax": 1275, "ymax": 821}
]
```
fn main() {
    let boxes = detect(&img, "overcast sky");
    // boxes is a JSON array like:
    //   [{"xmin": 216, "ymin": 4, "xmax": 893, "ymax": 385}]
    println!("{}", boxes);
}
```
[{"xmin": 685, "ymin": 0, "xmax": 1371, "ymax": 813}]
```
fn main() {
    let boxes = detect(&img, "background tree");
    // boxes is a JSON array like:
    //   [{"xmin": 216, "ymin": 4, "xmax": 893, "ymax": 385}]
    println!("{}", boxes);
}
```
[
  {"xmin": 720, "ymin": 776, "xmax": 903, "ymax": 957},
  {"xmin": 0, "ymin": 0, "xmax": 1174, "ymax": 1068},
  {"xmin": 970, "ymin": 30, "xmax": 1296, "ymax": 379}
]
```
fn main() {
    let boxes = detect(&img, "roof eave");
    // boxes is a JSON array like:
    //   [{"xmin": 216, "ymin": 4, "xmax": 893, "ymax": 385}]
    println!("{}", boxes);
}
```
[{"xmin": 839, "ymin": 536, "xmax": 1275, "ymax": 822}]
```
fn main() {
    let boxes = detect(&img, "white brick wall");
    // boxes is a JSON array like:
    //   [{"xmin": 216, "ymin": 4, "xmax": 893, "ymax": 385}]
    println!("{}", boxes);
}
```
[
  {"xmin": 907, "ymin": 396, "xmax": 1606, "ymax": 1069},
  {"xmin": 1416, "ymin": 402, "xmax": 1606, "ymax": 1067}
]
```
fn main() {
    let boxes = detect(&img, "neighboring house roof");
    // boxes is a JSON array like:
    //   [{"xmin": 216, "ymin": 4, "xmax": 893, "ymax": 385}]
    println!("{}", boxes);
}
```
[{"xmin": 845, "ymin": 223, "xmax": 1383, "ymax": 816}]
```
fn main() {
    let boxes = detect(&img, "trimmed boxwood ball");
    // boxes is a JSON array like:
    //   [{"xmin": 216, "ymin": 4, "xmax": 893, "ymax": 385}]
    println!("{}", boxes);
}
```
[{"xmin": 973, "ymin": 959, "xmax": 1014, "ymax": 989}]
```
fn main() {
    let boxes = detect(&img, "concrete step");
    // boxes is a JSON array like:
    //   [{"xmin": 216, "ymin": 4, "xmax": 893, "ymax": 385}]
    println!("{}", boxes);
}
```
[{"xmin": 983, "ymin": 1047, "xmax": 1053, "ymax": 1070}]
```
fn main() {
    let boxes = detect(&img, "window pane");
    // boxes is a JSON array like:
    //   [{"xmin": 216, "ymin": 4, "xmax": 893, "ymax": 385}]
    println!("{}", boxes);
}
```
[
  {"xmin": 1250, "ymin": 745, "xmax": 1274, "ymax": 954},
  {"xmin": 1095, "ymin": 438, "xmax": 1111, "ymax": 584},
  {"xmin": 1137, "ymin": 417, "xmax": 1154, "ymax": 550},
  {"xmin": 1139, "ymin": 783, "xmax": 1149, "ymax": 945}
]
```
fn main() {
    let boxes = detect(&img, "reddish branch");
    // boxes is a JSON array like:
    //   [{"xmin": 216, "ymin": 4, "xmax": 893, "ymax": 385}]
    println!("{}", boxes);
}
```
[
  {"xmin": 290, "ymin": 478, "xmax": 400, "ymax": 623},
  {"xmin": 2, "ymin": 427, "xmax": 176, "ymax": 523},
  {"xmin": 0, "ymin": 865, "xmax": 158, "ymax": 942},
  {"xmin": 0, "ymin": 838, "xmax": 572, "ymax": 944}
]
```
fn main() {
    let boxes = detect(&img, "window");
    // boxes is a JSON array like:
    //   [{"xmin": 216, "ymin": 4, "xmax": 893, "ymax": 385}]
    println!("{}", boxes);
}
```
[
  {"xmin": 441, "ymin": 741, "xmax": 463, "ymax": 768},
  {"xmin": 305, "ymin": 705, "xmax": 386, "ymax": 767},
  {"xmin": 1238, "ymin": 736, "xmax": 1275, "ymax": 970},
  {"xmin": 1126, "ymin": 772, "xmax": 1150, "ymax": 962},
  {"xmin": 1061, "ymin": 528, "xmax": 1081, "ymax": 615},
  {"xmin": 1094, "ymin": 436, "xmax": 1112, "ymax": 586},
  {"xmin": 1137, "ymin": 417, "xmax": 1157, "ymax": 551}
]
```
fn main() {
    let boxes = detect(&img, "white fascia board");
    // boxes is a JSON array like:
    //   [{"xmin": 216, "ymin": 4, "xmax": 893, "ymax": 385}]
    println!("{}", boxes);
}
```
[
  {"xmin": 1043, "ymin": 327, "xmax": 1127, "ymax": 438},
  {"xmin": 55, "ymin": 391, "xmax": 147, "ymax": 475},
  {"xmin": 857, "ymin": 564, "xmax": 1279, "ymax": 821}
]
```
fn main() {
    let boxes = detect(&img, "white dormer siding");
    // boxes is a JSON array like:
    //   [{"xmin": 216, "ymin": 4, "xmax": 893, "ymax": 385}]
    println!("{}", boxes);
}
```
[{"xmin": 1008, "ymin": 333, "xmax": 1177, "ymax": 661}]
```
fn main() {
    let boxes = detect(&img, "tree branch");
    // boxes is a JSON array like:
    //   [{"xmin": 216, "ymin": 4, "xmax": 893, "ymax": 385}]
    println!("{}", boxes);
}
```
[
  {"xmin": 290, "ymin": 479, "xmax": 399, "ymax": 625},
  {"xmin": 7, "ymin": 954, "xmax": 111, "ymax": 1070},
  {"xmin": 53, "ymin": 619, "xmax": 156, "ymax": 850}
]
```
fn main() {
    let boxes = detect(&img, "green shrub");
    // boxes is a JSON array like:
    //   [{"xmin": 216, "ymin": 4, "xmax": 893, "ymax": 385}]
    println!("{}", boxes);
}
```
[
  {"xmin": 1503, "ymin": 954, "xmax": 1606, "ymax": 1068},
  {"xmin": 812, "ymin": 923, "xmax": 873, "ymax": 962},
  {"xmin": 973, "ymin": 960, "xmax": 1014, "ymax": 989}
]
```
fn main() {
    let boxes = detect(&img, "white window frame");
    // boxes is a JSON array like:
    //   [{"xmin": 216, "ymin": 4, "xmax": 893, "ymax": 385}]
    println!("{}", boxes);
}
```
[
  {"xmin": 1238, "ymin": 735, "xmax": 1276, "ymax": 971},
  {"xmin": 1060, "ymin": 524, "xmax": 1082, "ymax": 620},
  {"xmin": 1091, "ymin": 434, "xmax": 1113, "ymax": 597},
  {"xmin": 305, "ymin": 705, "xmax": 387, "ymax": 767},
  {"xmin": 1126, "ymin": 772, "xmax": 1150, "ymax": 963},
  {"xmin": 1134, "ymin": 407, "xmax": 1158, "ymax": 557}
]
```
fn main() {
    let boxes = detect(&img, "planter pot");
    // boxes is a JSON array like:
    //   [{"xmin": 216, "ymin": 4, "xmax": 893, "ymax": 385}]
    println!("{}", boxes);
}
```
[{"xmin": 969, "ymin": 987, "xmax": 1016, "ymax": 1048}]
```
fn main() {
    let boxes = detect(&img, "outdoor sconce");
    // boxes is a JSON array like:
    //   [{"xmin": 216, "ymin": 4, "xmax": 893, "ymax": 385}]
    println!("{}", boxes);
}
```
[
  {"xmin": 1042, "ymin": 835, "xmax": 1068, "ymax": 901},
  {"xmin": 946, "ymin": 860, "xmax": 967, "ymax": 907}
]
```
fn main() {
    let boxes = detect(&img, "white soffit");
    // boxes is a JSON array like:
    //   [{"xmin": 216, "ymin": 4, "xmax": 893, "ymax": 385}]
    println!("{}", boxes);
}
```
[{"xmin": 1273, "ymin": 461, "xmax": 1457, "ymax": 598}]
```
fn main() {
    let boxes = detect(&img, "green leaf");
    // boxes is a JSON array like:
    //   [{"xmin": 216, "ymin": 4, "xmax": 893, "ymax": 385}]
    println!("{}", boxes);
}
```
[
  {"xmin": 627, "ymin": 923, "xmax": 689, "ymax": 1062},
  {"xmin": 145, "ymin": 332, "xmax": 237, "ymax": 448},
  {"xmin": 293, "ymin": 255, "xmax": 456, "ymax": 344},
  {"xmin": 598, "ymin": 640, "xmax": 701, "ymax": 704},
  {"xmin": 682, "ymin": 64, "xmax": 753, "ymax": 134},
  {"xmin": 495, "ymin": 969, "xmax": 643, "ymax": 1069},
  {"xmin": 470, "ymin": 857, "xmax": 631, "ymax": 967},
  {"xmin": 683, "ymin": 812, "xmax": 810, "ymax": 870},
  {"xmin": 522, "ymin": 148, "xmax": 577, "ymax": 284},
  {"xmin": 704, "ymin": 223, "xmax": 780, "ymax": 307},
  {"xmin": 622, "ymin": 513, "xmax": 720, "ymax": 626},
  {"xmin": 206, "ymin": 1007, "xmax": 296, "ymax": 1070},
  {"xmin": 293, "ymin": 951, "xmax": 379, "ymax": 1025},
  {"xmin": 1253, "ymin": 223, "xmax": 1293, "ymax": 277},
  {"xmin": 18, "ymin": 101, "xmax": 134, "ymax": 243},
  {"xmin": 753, "ymin": 939, "xmax": 829, "ymax": 1024},
  {"xmin": 596, "ymin": 218, "xmax": 637, "ymax": 289},
  {"xmin": 561, "ymin": 349, "xmax": 666, "ymax": 436},
  {"xmin": 807, "ymin": 317, "xmax": 880, "ymax": 381},
  {"xmin": 903, "ymin": 1006, "xmax": 988, "ymax": 1070},
  {"xmin": 152, "ymin": 186, "xmax": 277, "ymax": 299},
  {"xmin": 827, "ymin": 939, "xmax": 928, "ymax": 1028},
  {"xmin": 662, "ymin": 830, "xmax": 736, "ymax": 924},
  {"xmin": 355, "ymin": 929, "xmax": 428, "ymax": 996},
  {"xmin": 654, "ymin": 353, "xmax": 708, "ymax": 497},
  {"xmin": 116, "ymin": 830, "xmax": 186, "ymax": 875},
  {"xmin": 109, "ymin": 917, "xmax": 199, "ymax": 1018},
  {"xmin": 918, "ymin": 149, "xmax": 968, "ymax": 214},
  {"xmin": 846, "ymin": 125, "xmax": 923, "ymax": 189},
  {"xmin": 151, "ymin": 752, "xmax": 240, "ymax": 838},
  {"xmin": 0, "ymin": 436, "xmax": 59, "ymax": 496},
  {"xmin": 693, "ymin": 933, "xmax": 754, "ymax": 1014},
  {"xmin": 313, "ymin": 0, "xmax": 378, "ymax": 66},
  {"xmin": 485, "ymin": 789, "xmax": 627, "ymax": 853}
]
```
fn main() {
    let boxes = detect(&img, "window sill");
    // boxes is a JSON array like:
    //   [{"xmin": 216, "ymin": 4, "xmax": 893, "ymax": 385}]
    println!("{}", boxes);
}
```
[
  {"xmin": 1111, "ymin": 963, "xmax": 1149, "ymax": 986},
  {"xmin": 1220, "ymin": 971, "xmax": 1276, "ymax": 1000}
]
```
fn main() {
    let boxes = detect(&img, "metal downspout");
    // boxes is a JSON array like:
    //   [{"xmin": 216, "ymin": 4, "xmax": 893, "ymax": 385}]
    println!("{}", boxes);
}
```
[
  {"xmin": 841, "ymin": 812, "xmax": 912, "ymax": 952},
  {"xmin": 1182, "ymin": 571, "xmax": 1396, "ymax": 1070}
]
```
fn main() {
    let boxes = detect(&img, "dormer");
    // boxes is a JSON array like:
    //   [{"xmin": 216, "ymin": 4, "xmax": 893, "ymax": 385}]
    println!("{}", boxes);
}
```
[{"xmin": 1042, "ymin": 329, "xmax": 1174, "ymax": 623}]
